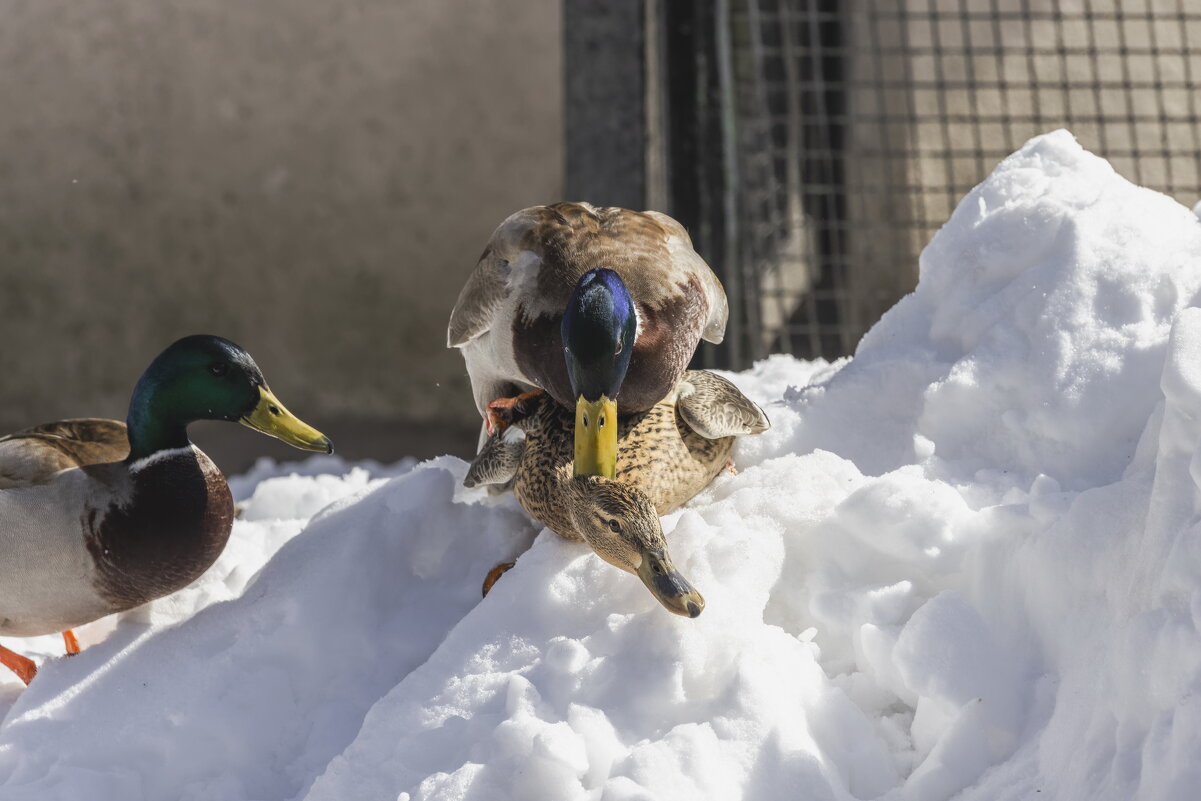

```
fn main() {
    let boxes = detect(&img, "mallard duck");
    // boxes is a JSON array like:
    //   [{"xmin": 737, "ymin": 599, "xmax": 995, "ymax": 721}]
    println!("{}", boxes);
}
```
[
  {"xmin": 0, "ymin": 335, "xmax": 332, "ymax": 685},
  {"xmin": 464, "ymin": 370, "xmax": 768, "ymax": 616},
  {"xmin": 447, "ymin": 202, "xmax": 728, "ymax": 477}
]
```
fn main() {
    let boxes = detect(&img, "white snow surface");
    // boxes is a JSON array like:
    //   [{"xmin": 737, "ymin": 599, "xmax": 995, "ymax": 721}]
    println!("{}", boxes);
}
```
[{"xmin": 3, "ymin": 131, "xmax": 1201, "ymax": 800}]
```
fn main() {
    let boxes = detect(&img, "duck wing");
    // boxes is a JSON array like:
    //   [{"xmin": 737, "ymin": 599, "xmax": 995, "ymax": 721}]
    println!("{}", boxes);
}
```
[
  {"xmin": 675, "ymin": 371, "xmax": 770, "ymax": 439},
  {"xmin": 448, "ymin": 207, "xmax": 552, "ymax": 349},
  {"xmin": 0, "ymin": 418, "xmax": 129, "ymax": 488},
  {"xmin": 464, "ymin": 433, "xmax": 527, "ymax": 489},
  {"xmin": 641, "ymin": 210, "xmax": 728, "ymax": 344}
]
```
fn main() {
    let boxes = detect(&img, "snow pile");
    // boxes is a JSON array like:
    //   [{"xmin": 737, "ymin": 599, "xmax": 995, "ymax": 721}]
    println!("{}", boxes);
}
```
[{"xmin": 3, "ymin": 130, "xmax": 1201, "ymax": 800}]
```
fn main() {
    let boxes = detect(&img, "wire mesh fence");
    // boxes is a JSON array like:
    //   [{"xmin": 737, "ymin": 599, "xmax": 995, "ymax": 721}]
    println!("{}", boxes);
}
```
[{"xmin": 672, "ymin": 0, "xmax": 1201, "ymax": 367}]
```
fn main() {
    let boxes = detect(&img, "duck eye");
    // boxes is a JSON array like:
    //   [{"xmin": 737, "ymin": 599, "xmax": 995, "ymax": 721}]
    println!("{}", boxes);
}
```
[
  {"xmin": 208, "ymin": 362, "xmax": 229, "ymax": 377},
  {"xmin": 607, "ymin": 519, "xmax": 621, "ymax": 533},
  {"xmin": 614, "ymin": 340, "xmax": 623, "ymax": 356}
]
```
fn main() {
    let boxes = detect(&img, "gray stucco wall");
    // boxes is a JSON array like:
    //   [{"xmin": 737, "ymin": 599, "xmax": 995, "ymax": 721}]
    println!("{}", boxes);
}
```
[{"xmin": 0, "ymin": 0, "xmax": 563, "ymax": 464}]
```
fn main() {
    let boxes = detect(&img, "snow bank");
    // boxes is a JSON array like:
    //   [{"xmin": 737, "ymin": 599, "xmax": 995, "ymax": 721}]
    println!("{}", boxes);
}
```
[{"xmin": 3, "ymin": 131, "xmax": 1201, "ymax": 800}]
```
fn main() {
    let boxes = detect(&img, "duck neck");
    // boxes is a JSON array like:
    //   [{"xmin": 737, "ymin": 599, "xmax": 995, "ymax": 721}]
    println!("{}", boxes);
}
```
[{"xmin": 125, "ymin": 382, "xmax": 191, "ymax": 463}]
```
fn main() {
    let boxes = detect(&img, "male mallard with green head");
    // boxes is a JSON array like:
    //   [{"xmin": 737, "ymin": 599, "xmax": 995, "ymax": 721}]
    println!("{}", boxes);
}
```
[
  {"xmin": 464, "ymin": 370, "xmax": 768, "ymax": 617},
  {"xmin": 448, "ymin": 202, "xmax": 728, "ymax": 478},
  {"xmin": 0, "ymin": 335, "xmax": 332, "ymax": 685}
]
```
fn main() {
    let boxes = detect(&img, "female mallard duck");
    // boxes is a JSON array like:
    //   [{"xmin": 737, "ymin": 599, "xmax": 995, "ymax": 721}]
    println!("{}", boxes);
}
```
[
  {"xmin": 0, "ymin": 335, "xmax": 332, "ymax": 685},
  {"xmin": 447, "ymin": 202, "xmax": 728, "ymax": 478},
  {"xmin": 463, "ymin": 370, "xmax": 768, "ymax": 617}
]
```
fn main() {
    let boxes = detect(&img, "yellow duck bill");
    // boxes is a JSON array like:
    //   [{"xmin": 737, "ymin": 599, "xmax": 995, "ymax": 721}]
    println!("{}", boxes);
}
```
[
  {"xmin": 240, "ymin": 386, "xmax": 333, "ymax": 454},
  {"xmin": 637, "ymin": 548, "xmax": 705, "ymax": 618},
  {"xmin": 574, "ymin": 395, "xmax": 618, "ymax": 479}
]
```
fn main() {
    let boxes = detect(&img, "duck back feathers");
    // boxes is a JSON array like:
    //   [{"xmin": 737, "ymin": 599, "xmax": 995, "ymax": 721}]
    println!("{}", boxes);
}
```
[
  {"xmin": 0, "ymin": 419, "xmax": 129, "ymax": 489},
  {"xmin": 509, "ymin": 391, "xmax": 733, "ymax": 541},
  {"xmin": 449, "ymin": 203, "xmax": 729, "ymax": 416}
]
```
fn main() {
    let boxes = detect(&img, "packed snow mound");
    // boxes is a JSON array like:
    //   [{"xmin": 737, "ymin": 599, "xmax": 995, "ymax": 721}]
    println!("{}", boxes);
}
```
[
  {"xmin": 769, "ymin": 130, "xmax": 1201, "ymax": 490},
  {"xmin": 3, "ymin": 130, "xmax": 1201, "ymax": 800}
]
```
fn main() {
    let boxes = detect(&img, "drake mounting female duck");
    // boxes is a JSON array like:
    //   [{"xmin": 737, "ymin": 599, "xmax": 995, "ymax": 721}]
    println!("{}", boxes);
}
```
[
  {"xmin": 464, "ymin": 370, "xmax": 769, "ymax": 617},
  {"xmin": 448, "ymin": 202, "xmax": 728, "ymax": 478},
  {"xmin": 0, "ymin": 335, "xmax": 331, "ymax": 685}
]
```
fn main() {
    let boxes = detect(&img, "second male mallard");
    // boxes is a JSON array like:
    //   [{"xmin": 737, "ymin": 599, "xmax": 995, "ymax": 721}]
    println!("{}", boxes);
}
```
[
  {"xmin": 447, "ymin": 202, "xmax": 728, "ymax": 477},
  {"xmin": 0, "ymin": 335, "xmax": 331, "ymax": 685}
]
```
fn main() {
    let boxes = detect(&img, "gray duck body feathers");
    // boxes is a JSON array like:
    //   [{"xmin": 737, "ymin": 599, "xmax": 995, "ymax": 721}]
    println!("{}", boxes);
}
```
[{"xmin": 0, "ymin": 422, "xmax": 233, "ymax": 637}]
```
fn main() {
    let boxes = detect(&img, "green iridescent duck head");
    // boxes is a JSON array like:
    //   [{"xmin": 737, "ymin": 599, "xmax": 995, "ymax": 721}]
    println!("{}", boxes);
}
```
[
  {"xmin": 561, "ymin": 268, "xmax": 637, "ymax": 478},
  {"xmin": 125, "ymin": 334, "xmax": 332, "ymax": 462}
]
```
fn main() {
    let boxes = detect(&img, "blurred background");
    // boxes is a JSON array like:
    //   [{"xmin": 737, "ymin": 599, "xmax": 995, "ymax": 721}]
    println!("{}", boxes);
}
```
[{"xmin": 2, "ymin": 0, "xmax": 1199, "ymax": 469}]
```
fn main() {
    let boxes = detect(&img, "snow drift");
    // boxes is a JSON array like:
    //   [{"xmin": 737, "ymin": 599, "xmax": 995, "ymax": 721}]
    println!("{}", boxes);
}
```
[{"xmin": 3, "ymin": 130, "xmax": 1201, "ymax": 800}]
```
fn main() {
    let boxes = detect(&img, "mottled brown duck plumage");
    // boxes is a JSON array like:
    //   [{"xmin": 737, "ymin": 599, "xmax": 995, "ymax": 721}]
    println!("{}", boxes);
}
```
[
  {"xmin": 464, "ymin": 370, "xmax": 769, "ymax": 617},
  {"xmin": 465, "ymin": 370, "xmax": 769, "ymax": 536}
]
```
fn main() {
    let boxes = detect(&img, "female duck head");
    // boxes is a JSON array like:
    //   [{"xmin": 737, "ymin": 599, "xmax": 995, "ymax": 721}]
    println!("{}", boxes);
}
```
[
  {"xmin": 561, "ymin": 268, "xmax": 637, "ymax": 478},
  {"xmin": 125, "ymin": 334, "xmax": 332, "ymax": 461},
  {"xmin": 566, "ymin": 475, "xmax": 704, "ymax": 618}
]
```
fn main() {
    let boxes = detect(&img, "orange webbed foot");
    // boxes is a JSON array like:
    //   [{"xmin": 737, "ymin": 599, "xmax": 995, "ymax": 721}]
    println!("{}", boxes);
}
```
[
  {"xmin": 62, "ymin": 630, "xmax": 81, "ymax": 655},
  {"xmin": 485, "ymin": 391, "xmax": 546, "ymax": 436},
  {"xmin": 482, "ymin": 561, "xmax": 517, "ymax": 597},
  {"xmin": 0, "ymin": 644, "xmax": 37, "ymax": 686}
]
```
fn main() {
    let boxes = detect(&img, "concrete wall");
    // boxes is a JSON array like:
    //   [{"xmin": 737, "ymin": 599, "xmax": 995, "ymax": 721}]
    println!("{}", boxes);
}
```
[{"xmin": 0, "ymin": 0, "xmax": 563, "ymax": 465}]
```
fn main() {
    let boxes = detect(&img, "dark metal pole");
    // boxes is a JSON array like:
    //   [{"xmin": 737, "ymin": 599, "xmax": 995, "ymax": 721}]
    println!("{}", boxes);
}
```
[{"xmin": 564, "ymin": 0, "xmax": 648, "ymax": 209}]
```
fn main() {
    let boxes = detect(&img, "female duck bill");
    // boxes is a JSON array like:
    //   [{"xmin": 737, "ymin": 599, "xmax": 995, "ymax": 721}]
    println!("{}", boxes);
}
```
[{"xmin": 637, "ymin": 548, "xmax": 705, "ymax": 618}]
